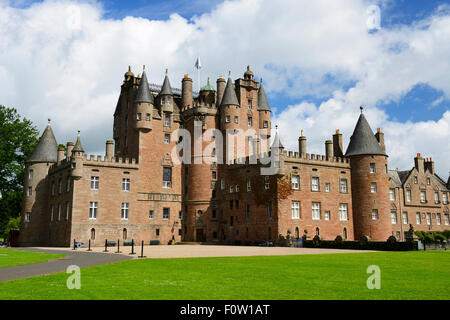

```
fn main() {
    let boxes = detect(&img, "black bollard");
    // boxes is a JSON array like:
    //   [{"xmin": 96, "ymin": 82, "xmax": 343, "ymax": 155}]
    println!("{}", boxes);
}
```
[
  {"xmin": 104, "ymin": 239, "xmax": 108, "ymax": 252},
  {"xmin": 88, "ymin": 239, "xmax": 92, "ymax": 251},
  {"xmin": 138, "ymin": 240, "xmax": 146, "ymax": 258},
  {"xmin": 73, "ymin": 239, "xmax": 76, "ymax": 250},
  {"xmin": 116, "ymin": 239, "xmax": 122, "ymax": 253},
  {"xmin": 130, "ymin": 239, "xmax": 136, "ymax": 255}
]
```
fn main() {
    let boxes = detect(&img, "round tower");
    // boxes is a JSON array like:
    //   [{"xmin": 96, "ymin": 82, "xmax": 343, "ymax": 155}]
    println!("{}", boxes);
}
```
[
  {"xmin": 71, "ymin": 131, "xmax": 84, "ymax": 180},
  {"xmin": 134, "ymin": 68, "xmax": 153, "ymax": 132},
  {"xmin": 346, "ymin": 108, "xmax": 391, "ymax": 241},
  {"xmin": 257, "ymin": 79, "xmax": 271, "ymax": 137},
  {"xmin": 182, "ymin": 74, "xmax": 193, "ymax": 109},
  {"xmin": 159, "ymin": 69, "xmax": 174, "ymax": 114},
  {"xmin": 216, "ymin": 76, "xmax": 226, "ymax": 108}
]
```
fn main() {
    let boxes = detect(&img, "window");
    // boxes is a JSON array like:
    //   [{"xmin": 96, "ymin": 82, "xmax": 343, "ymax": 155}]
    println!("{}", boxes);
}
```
[
  {"xmin": 163, "ymin": 208, "xmax": 170, "ymax": 220},
  {"xmin": 230, "ymin": 185, "xmax": 234, "ymax": 193},
  {"xmin": 212, "ymin": 148, "xmax": 216, "ymax": 156},
  {"xmin": 324, "ymin": 211, "xmax": 330, "ymax": 221},
  {"xmin": 156, "ymin": 229, "xmax": 160, "ymax": 236},
  {"xmin": 212, "ymin": 171, "xmax": 217, "ymax": 180},
  {"xmin": 167, "ymin": 97, "xmax": 171, "ymax": 104},
  {"xmin": 121, "ymin": 203, "xmax": 129, "ymax": 220},
  {"xmin": 325, "ymin": 183, "xmax": 330, "ymax": 193},
  {"xmin": 235, "ymin": 185, "xmax": 240, "ymax": 192},
  {"xmin": 414, "ymin": 176, "xmax": 418, "ymax": 184},
  {"xmin": 229, "ymin": 200, "xmax": 233, "ymax": 210},
  {"xmin": 370, "ymin": 163, "xmax": 376, "ymax": 173},
  {"xmin": 247, "ymin": 180, "xmax": 251, "ymax": 192},
  {"xmin": 371, "ymin": 182, "xmax": 377, "ymax": 193},
  {"xmin": 149, "ymin": 210, "xmax": 154, "ymax": 219},
  {"xmin": 420, "ymin": 191, "xmax": 426, "ymax": 203},
  {"xmin": 437, "ymin": 213, "xmax": 441, "ymax": 226},
  {"xmin": 403, "ymin": 212, "xmax": 408, "ymax": 225},
  {"xmin": 122, "ymin": 178, "xmax": 130, "ymax": 191},
  {"xmin": 164, "ymin": 134, "xmax": 170, "ymax": 144},
  {"xmin": 28, "ymin": 187, "xmax": 32, "ymax": 197},
  {"xmin": 263, "ymin": 121, "xmax": 269, "ymax": 128},
  {"xmin": 340, "ymin": 179, "xmax": 348, "ymax": 193},
  {"xmin": 137, "ymin": 113, "xmax": 142, "ymax": 121},
  {"xmin": 389, "ymin": 189, "xmax": 395, "ymax": 201},
  {"xmin": 89, "ymin": 202, "xmax": 98, "ymax": 219},
  {"xmin": 311, "ymin": 177, "xmax": 319, "ymax": 191},
  {"xmin": 91, "ymin": 176, "xmax": 99, "ymax": 190},
  {"xmin": 50, "ymin": 205, "xmax": 54, "ymax": 222},
  {"xmin": 163, "ymin": 167, "xmax": 172, "ymax": 188},
  {"xmin": 445, "ymin": 214, "xmax": 450, "ymax": 226},
  {"xmin": 91, "ymin": 228, "xmax": 95, "ymax": 240},
  {"xmin": 406, "ymin": 189, "xmax": 411, "ymax": 202},
  {"xmin": 57, "ymin": 204, "xmax": 61, "ymax": 221},
  {"xmin": 427, "ymin": 178, "xmax": 431, "ymax": 185},
  {"xmin": 292, "ymin": 201, "xmax": 300, "ymax": 220},
  {"xmin": 51, "ymin": 182, "xmax": 55, "ymax": 196},
  {"xmin": 291, "ymin": 175, "xmax": 300, "ymax": 190},
  {"xmin": 246, "ymin": 204, "xmax": 250, "ymax": 220},
  {"xmin": 25, "ymin": 212, "xmax": 31, "ymax": 222},
  {"xmin": 221, "ymin": 178, "xmax": 225, "ymax": 190},
  {"xmin": 234, "ymin": 116, "xmax": 239, "ymax": 124},
  {"xmin": 164, "ymin": 113, "xmax": 170, "ymax": 127},
  {"xmin": 248, "ymin": 117, "xmax": 253, "ymax": 126},
  {"xmin": 212, "ymin": 210, "xmax": 217, "ymax": 219},
  {"xmin": 416, "ymin": 212, "xmax": 421, "ymax": 224},
  {"xmin": 29, "ymin": 170, "xmax": 33, "ymax": 180},
  {"xmin": 146, "ymin": 113, "xmax": 151, "ymax": 121},
  {"xmin": 339, "ymin": 204, "xmax": 348, "ymax": 221},
  {"xmin": 225, "ymin": 115, "xmax": 231, "ymax": 123},
  {"xmin": 343, "ymin": 228, "xmax": 348, "ymax": 240},
  {"xmin": 179, "ymin": 211, "xmax": 183, "ymax": 220},
  {"xmin": 248, "ymin": 100, "xmax": 252, "ymax": 109},
  {"xmin": 268, "ymin": 201, "xmax": 272, "ymax": 219},
  {"xmin": 312, "ymin": 203, "xmax": 321, "ymax": 220},
  {"xmin": 434, "ymin": 192, "xmax": 439, "ymax": 204},
  {"xmin": 264, "ymin": 176, "xmax": 270, "ymax": 190},
  {"xmin": 426, "ymin": 213, "xmax": 431, "ymax": 225},
  {"xmin": 391, "ymin": 211, "xmax": 397, "ymax": 224},
  {"xmin": 66, "ymin": 177, "xmax": 71, "ymax": 192},
  {"xmin": 66, "ymin": 202, "xmax": 70, "ymax": 221},
  {"xmin": 123, "ymin": 228, "xmax": 127, "ymax": 240},
  {"xmin": 443, "ymin": 193, "xmax": 449, "ymax": 204},
  {"xmin": 372, "ymin": 209, "xmax": 379, "ymax": 220}
]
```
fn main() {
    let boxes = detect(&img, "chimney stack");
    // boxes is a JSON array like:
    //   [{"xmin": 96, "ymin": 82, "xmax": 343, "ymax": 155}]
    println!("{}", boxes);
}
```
[
  {"xmin": 424, "ymin": 157, "xmax": 435, "ymax": 174},
  {"xmin": 375, "ymin": 128, "xmax": 386, "ymax": 153},
  {"xmin": 325, "ymin": 140, "xmax": 333, "ymax": 159},
  {"xmin": 333, "ymin": 130, "xmax": 343, "ymax": 157},
  {"xmin": 182, "ymin": 74, "xmax": 193, "ymax": 109},
  {"xmin": 216, "ymin": 76, "xmax": 226, "ymax": 107},
  {"xmin": 57, "ymin": 146, "xmax": 65, "ymax": 163},
  {"xmin": 414, "ymin": 153, "xmax": 425, "ymax": 172},
  {"xmin": 66, "ymin": 142, "xmax": 74, "ymax": 159},
  {"xmin": 298, "ymin": 130, "xmax": 307, "ymax": 157},
  {"xmin": 105, "ymin": 140, "xmax": 114, "ymax": 161}
]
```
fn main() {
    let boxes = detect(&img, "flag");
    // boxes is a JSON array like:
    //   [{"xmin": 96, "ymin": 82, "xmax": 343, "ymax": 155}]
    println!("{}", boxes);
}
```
[{"xmin": 195, "ymin": 57, "xmax": 202, "ymax": 70}]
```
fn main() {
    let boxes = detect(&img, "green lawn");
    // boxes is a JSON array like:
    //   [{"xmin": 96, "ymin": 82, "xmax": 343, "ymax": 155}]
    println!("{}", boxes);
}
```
[
  {"xmin": 0, "ymin": 248, "xmax": 66, "ymax": 269},
  {"xmin": 0, "ymin": 251, "xmax": 448, "ymax": 300}
]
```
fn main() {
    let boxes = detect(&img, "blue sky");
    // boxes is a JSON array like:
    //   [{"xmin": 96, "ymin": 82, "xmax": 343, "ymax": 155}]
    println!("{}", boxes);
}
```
[{"xmin": 1, "ymin": 0, "xmax": 449, "ymax": 176}]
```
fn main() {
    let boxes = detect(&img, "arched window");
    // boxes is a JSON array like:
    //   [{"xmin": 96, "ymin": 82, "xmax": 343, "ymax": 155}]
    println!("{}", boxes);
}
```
[
  {"xmin": 91, "ymin": 228, "xmax": 95, "ymax": 240},
  {"xmin": 315, "ymin": 227, "xmax": 320, "ymax": 236},
  {"xmin": 343, "ymin": 228, "xmax": 348, "ymax": 240},
  {"xmin": 295, "ymin": 227, "xmax": 299, "ymax": 239},
  {"xmin": 123, "ymin": 228, "xmax": 127, "ymax": 240}
]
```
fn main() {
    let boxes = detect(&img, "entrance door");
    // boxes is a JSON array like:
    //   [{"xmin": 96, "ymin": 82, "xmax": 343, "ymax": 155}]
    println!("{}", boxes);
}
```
[{"xmin": 196, "ymin": 229, "xmax": 204, "ymax": 242}]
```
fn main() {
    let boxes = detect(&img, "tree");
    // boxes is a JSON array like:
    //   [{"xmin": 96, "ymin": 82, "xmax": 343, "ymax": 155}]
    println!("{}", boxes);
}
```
[{"xmin": 0, "ymin": 105, "xmax": 39, "ymax": 237}]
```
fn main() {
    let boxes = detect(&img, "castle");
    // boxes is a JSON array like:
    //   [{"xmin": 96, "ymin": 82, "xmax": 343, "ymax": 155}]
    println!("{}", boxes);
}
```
[{"xmin": 19, "ymin": 66, "xmax": 450, "ymax": 246}]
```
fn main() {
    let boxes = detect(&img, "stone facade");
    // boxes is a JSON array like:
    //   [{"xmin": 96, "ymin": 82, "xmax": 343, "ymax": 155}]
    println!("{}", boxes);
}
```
[{"xmin": 19, "ymin": 66, "xmax": 450, "ymax": 247}]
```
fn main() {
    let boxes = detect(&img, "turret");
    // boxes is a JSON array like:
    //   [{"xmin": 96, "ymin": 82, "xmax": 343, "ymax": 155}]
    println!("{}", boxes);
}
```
[
  {"xmin": 257, "ymin": 79, "xmax": 271, "ymax": 135},
  {"xmin": 66, "ymin": 142, "xmax": 74, "ymax": 160},
  {"xmin": 159, "ymin": 69, "xmax": 174, "ymax": 114},
  {"xmin": 57, "ymin": 146, "xmax": 65, "ymax": 163},
  {"xmin": 325, "ymin": 140, "xmax": 333, "ymax": 159},
  {"xmin": 199, "ymin": 78, "xmax": 216, "ymax": 106},
  {"xmin": 270, "ymin": 128, "xmax": 285, "ymax": 175},
  {"xmin": 182, "ymin": 74, "xmax": 193, "ymax": 109},
  {"xmin": 71, "ymin": 131, "xmax": 84, "ymax": 180},
  {"xmin": 216, "ymin": 76, "xmax": 226, "ymax": 107},
  {"xmin": 346, "ymin": 107, "xmax": 390, "ymax": 241},
  {"xmin": 105, "ymin": 140, "xmax": 114, "ymax": 161},
  {"xmin": 220, "ymin": 72, "xmax": 240, "ymax": 130},
  {"xmin": 134, "ymin": 67, "xmax": 153, "ymax": 132},
  {"xmin": 298, "ymin": 130, "xmax": 307, "ymax": 157}
]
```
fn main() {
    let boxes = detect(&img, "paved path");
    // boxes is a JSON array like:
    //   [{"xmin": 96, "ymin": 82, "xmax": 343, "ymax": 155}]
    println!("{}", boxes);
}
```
[{"xmin": 0, "ymin": 248, "xmax": 132, "ymax": 282}]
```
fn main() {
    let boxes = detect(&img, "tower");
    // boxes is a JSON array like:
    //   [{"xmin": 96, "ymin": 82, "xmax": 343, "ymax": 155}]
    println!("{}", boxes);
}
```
[
  {"xmin": 257, "ymin": 79, "xmax": 271, "ymax": 154},
  {"xmin": 19, "ymin": 120, "xmax": 58, "ymax": 246},
  {"xmin": 346, "ymin": 108, "xmax": 391, "ymax": 241},
  {"xmin": 71, "ymin": 131, "xmax": 84, "ymax": 180},
  {"xmin": 134, "ymin": 68, "xmax": 153, "ymax": 132}
]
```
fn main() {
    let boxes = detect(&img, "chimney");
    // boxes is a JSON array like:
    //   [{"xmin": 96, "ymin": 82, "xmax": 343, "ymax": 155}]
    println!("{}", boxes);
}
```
[
  {"xmin": 424, "ymin": 157, "xmax": 435, "ymax": 174},
  {"xmin": 333, "ymin": 130, "xmax": 343, "ymax": 157},
  {"xmin": 216, "ymin": 76, "xmax": 226, "ymax": 107},
  {"xmin": 414, "ymin": 153, "xmax": 425, "ymax": 172},
  {"xmin": 57, "ymin": 146, "xmax": 65, "ymax": 163},
  {"xmin": 66, "ymin": 142, "xmax": 74, "ymax": 159},
  {"xmin": 105, "ymin": 140, "xmax": 114, "ymax": 161},
  {"xmin": 375, "ymin": 128, "xmax": 386, "ymax": 153},
  {"xmin": 182, "ymin": 74, "xmax": 193, "ymax": 109},
  {"xmin": 298, "ymin": 130, "xmax": 307, "ymax": 157},
  {"xmin": 325, "ymin": 140, "xmax": 333, "ymax": 159}
]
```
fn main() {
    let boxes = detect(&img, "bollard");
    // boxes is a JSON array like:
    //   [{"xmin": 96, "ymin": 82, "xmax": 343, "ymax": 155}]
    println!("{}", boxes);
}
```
[
  {"xmin": 138, "ymin": 240, "xmax": 146, "ymax": 258},
  {"xmin": 116, "ymin": 239, "xmax": 122, "ymax": 253},
  {"xmin": 104, "ymin": 239, "xmax": 108, "ymax": 252},
  {"xmin": 129, "ymin": 239, "xmax": 136, "ymax": 255},
  {"xmin": 88, "ymin": 239, "xmax": 92, "ymax": 251},
  {"xmin": 73, "ymin": 239, "xmax": 76, "ymax": 250}
]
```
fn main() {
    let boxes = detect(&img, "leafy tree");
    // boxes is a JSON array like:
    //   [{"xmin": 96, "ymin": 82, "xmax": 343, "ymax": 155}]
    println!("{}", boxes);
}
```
[{"xmin": 0, "ymin": 105, "xmax": 38, "ymax": 237}]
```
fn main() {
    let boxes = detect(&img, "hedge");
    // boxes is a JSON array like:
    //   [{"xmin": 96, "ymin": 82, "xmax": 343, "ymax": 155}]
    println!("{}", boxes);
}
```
[{"xmin": 303, "ymin": 240, "xmax": 418, "ymax": 251}]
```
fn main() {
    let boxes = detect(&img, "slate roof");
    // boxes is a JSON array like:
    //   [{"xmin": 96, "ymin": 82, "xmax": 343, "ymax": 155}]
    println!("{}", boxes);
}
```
[
  {"xmin": 28, "ymin": 124, "xmax": 58, "ymax": 163},
  {"xmin": 160, "ymin": 71, "xmax": 173, "ymax": 96},
  {"xmin": 220, "ymin": 76, "xmax": 240, "ymax": 106},
  {"xmin": 257, "ymin": 81, "xmax": 270, "ymax": 111},
  {"xmin": 345, "ymin": 113, "xmax": 386, "ymax": 157},
  {"xmin": 135, "ymin": 71, "xmax": 154, "ymax": 104},
  {"xmin": 72, "ymin": 132, "xmax": 84, "ymax": 153},
  {"xmin": 270, "ymin": 132, "xmax": 284, "ymax": 150}
]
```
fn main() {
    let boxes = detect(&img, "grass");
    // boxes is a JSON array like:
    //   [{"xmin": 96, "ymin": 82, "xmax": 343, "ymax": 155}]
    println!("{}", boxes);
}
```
[
  {"xmin": 0, "ymin": 248, "xmax": 66, "ymax": 269},
  {"xmin": 0, "ymin": 251, "xmax": 449, "ymax": 300}
]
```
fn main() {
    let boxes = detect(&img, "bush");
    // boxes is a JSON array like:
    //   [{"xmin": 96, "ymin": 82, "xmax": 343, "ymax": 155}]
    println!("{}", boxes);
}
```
[{"xmin": 303, "ymin": 239, "xmax": 418, "ymax": 251}]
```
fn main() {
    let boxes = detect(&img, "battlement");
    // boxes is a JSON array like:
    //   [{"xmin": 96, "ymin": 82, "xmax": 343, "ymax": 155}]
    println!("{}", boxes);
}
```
[
  {"xmin": 83, "ymin": 154, "xmax": 139, "ymax": 168},
  {"xmin": 283, "ymin": 150, "xmax": 350, "ymax": 165}
]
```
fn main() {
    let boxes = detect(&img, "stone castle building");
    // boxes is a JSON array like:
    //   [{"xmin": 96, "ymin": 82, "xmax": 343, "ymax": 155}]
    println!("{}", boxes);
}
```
[{"xmin": 19, "ymin": 66, "xmax": 450, "ymax": 246}]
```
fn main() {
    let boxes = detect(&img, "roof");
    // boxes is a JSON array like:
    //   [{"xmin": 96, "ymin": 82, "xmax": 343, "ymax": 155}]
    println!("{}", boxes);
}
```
[
  {"xmin": 220, "ymin": 76, "xmax": 240, "ymax": 106},
  {"xmin": 345, "ymin": 113, "xmax": 386, "ymax": 157},
  {"xmin": 389, "ymin": 170, "xmax": 402, "ymax": 187},
  {"xmin": 72, "ymin": 133, "xmax": 84, "ymax": 153},
  {"xmin": 114, "ymin": 95, "xmax": 122, "ymax": 116},
  {"xmin": 28, "ymin": 124, "xmax": 58, "ymax": 163},
  {"xmin": 270, "ymin": 132, "xmax": 284, "ymax": 150},
  {"xmin": 135, "ymin": 71, "xmax": 154, "ymax": 104},
  {"xmin": 397, "ymin": 170, "xmax": 411, "ymax": 184},
  {"xmin": 257, "ymin": 82, "xmax": 270, "ymax": 111},
  {"xmin": 200, "ymin": 78, "xmax": 216, "ymax": 92},
  {"xmin": 160, "ymin": 71, "xmax": 173, "ymax": 95}
]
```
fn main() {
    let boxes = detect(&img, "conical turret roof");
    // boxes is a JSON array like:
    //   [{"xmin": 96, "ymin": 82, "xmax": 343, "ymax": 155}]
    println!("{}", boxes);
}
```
[
  {"xmin": 345, "ymin": 112, "xmax": 386, "ymax": 157},
  {"xmin": 257, "ymin": 80, "xmax": 270, "ymax": 111},
  {"xmin": 270, "ymin": 131, "xmax": 284, "ymax": 150},
  {"xmin": 160, "ymin": 70, "xmax": 173, "ymax": 95},
  {"xmin": 28, "ymin": 121, "xmax": 58, "ymax": 163},
  {"xmin": 73, "ymin": 131, "xmax": 84, "ymax": 153},
  {"xmin": 220, "ymin": 76, "xmax": 239, "ymax": 106},
  {"xmin": 135, "ymin": 70, "xmax": 154, "ymax": 104}
]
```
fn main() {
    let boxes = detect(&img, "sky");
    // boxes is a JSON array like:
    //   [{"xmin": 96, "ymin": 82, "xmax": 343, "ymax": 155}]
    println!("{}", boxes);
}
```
[{"xmin": 0, "ymin": 0, "xmax": 449, "ymax": 179}]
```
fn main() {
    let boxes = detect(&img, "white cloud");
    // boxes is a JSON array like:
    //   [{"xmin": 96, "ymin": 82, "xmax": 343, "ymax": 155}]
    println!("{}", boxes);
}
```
[{"xmin": 0, "ymin": 0, "xmax": 449, "ymax": 178}]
